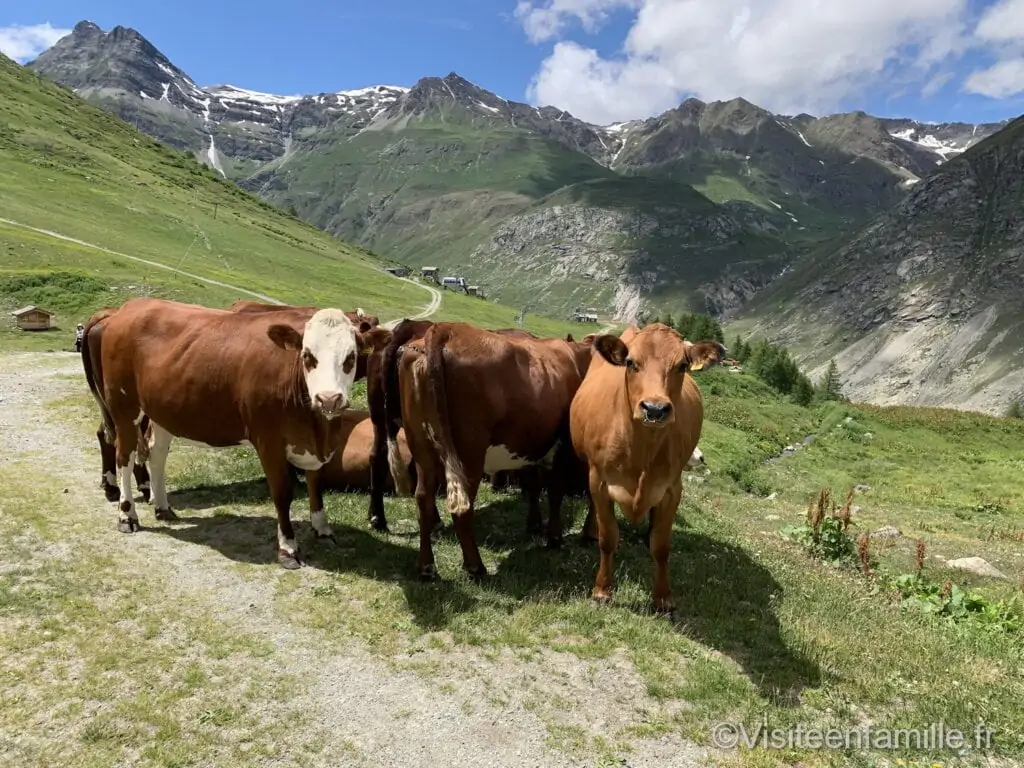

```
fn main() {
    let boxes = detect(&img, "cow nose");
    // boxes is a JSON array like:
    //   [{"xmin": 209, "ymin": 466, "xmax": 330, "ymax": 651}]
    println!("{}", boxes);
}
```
[
  {"xmin": 314, "ymin": 391, "xmax": 347, "ymax": 414},
  {"xmin": 640, "ymin": 400, "xmax": 672, "ymax": 422}
]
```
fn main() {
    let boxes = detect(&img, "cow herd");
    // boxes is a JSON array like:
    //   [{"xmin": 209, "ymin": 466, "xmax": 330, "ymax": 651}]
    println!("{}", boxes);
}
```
[{"xmin": 80, "ymin": 296, "xmax": 726, "ymax": 613}]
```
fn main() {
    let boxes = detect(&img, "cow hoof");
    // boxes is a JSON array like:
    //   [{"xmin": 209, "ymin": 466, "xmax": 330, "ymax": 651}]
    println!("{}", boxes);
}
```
[
  {"xmin": 141, "ymin": 489, "xmax": 152, "ymax": 503},
  {"xmin": 154, "ymin": 507, "xmax": 177, "ymax": 522},
  {"xmin": 545, "ymin": 535, "xmax": 565, "ymax": 550},
  {"xmin": 418, "ymin": 564, "xmax": 438, "ymax": 582},
  {"xmin": 316, "ymin": 532, "xmax": 338, "ymax": 545},
  {"xmin": 117, "ymin": 518, "xmax": 141, "ymax": 534},
  {"xmin": 591, "ymin": 588, "xmax": 613, "ymax": 605},
  {"xmin": 103, "ymin": 487, "xmax": 120, "ymax": 503},
  {"xmin": 368, "ymin": 515, "xmax": 389, "ymax": 533},
  {"xmin": 464, "ymin": 564, "xmax": 489, "ymax": 582},
  {"xmin": 278, "ymin": 550, "xmax": 303, "ymax": 570},
  {"xmin": 652, "ymin": 598, "xmax": 676, "ymax": 617}
]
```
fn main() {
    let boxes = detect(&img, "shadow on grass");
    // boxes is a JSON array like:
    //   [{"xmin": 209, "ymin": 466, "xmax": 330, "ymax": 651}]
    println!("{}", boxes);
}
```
[
  {"xmin": 166, "ymin": 479, "xmax": 274, "ymax": 511},
  {"xmin": 143, "ymin": 485, "xmax": 819, "ymax": 702}
]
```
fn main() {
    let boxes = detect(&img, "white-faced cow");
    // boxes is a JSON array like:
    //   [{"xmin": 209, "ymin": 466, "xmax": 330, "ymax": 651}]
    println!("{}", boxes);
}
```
[
  {"xmin": 570, "ymin": 323, "xmax": 726, "ymax": 614},
  {"xmin": 91, "ymin": 297, "xmax": 390, "ymax": 568}
]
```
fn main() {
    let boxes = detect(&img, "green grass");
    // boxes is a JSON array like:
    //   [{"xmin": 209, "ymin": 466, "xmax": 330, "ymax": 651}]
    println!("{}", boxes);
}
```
[
  {"xmin": 0, "ymin": 54, "xmax": 581, "ymax": 349},
  {"xmin": 28, "ymin": 359, "xmax": 1023, "ymax": 767}
]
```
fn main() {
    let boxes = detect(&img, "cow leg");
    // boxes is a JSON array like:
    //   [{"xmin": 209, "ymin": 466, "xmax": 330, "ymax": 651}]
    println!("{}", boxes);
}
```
[
  {"xmin": 114, "ymin": 432, "xmax": 140, "ymax": 534},
  {"xmin": 97, "ymin": 424, "xmax": 120, "ymax": 502},
  {"xmin": 147, "ymin": 423, "xmax": 177, "ymax": 522},
  {"xmin": 264, "ymin": 454, "xmax": 301, "ymax": 570},
  {"xmin": 134, "ymin": 463, "xmax": 152, "ymax": 504},
  {"xmin": 520, "ymin": 467, "xmax": 544, "ymax": 537},
  {"xmin": 306, "ymin": 469, "xmax": 336, "ymax": 544},
  {"xmin": 367, "ymin": 421, "xmax": 390, "ymax": 533},
  {"xmin": 414, "ymin": 458, "xmax": 442, "ymax": 580},
  {"xmin": 589, "ymin": 467, "xmax": 619, "ymax": 603},
  {"xmin": 579, "ymin": 496, "xmax": 598, "ymax": 546},
  {"xmin": 649, "ymin": 483, "xmax": 682, "ymax": 615}
]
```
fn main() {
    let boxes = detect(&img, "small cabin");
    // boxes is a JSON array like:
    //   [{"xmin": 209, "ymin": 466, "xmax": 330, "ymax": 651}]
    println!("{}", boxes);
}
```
[
  {"xmin": 571, "ymin": 310, "xmax": 599, "ymax": 323},
  {"xmin": 385, "ymin": 266, "xmax": 409, "ymax": 278},
  {"xmin": 420, "ymin": 267, "xmax": 439, "ymax": 282},
  {"xmin": 466, "ymin": 285, "xmax": 480, "ymax": 297},
  {"xmin": 10, "ymin": 305, "xmax": 55, "ymax": 331}
]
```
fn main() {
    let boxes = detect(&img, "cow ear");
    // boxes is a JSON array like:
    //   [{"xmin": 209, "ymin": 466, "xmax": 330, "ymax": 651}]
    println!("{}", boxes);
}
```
[
  {"xmin": 267, "ymin": 324, "xmax": 303, "ymax": 351},
  {"xmin": 357, "ymin": 320, "xmax": 374, "ymax": 333},
  {"xmin": 359, "ymin": 328, "xmax": 392, "ymax": 355},
  {"xmin": 565, "ymin": 333, "xmax": 574, "ymax": 342},
  {"xmin": 594, "ymin": 334, "xmax": 628, "ymax": 366},
  {"xmin": 686, "ymin": 340, "xmax": 728, "ymax": 371}
]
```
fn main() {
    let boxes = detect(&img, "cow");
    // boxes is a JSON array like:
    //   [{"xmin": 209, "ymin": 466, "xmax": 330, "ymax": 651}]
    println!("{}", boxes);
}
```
[
  {"xmin": 569, "ymin": 323, "xmax": 726, "ymax": 614},
  {"xmin": 367, "ymin": 322, "xmax": 547, "ymax": 533},
  {"xmin": 317, "ymin": 409, "xmax": 413, "ymax": 492},
  {"xmin": 91, "ymin": 297, "xmax": 391, "ymax": 568},
  {"xmin": 228, "ymin": 299, "xmax": 380, "ymax": 333},
  {"xmin": 80, "ymin": 306, "xmax": 152, "ymax": 504},
  {"xmin": 393, "ymin": 322, "xmax": 596, "ymax": 580}
]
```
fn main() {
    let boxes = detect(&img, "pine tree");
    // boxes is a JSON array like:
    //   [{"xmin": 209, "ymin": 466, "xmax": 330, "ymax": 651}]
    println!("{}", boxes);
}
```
[
  {"xmin": 821, "ymin": 359, "xmax": 843, "ymax": 400},
  {"xmin": 792, "ymin": 375, "xmax": 815, "ymax": 406}
]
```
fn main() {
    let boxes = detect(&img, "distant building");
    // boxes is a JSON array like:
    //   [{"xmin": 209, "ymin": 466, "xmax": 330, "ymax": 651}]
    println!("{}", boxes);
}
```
[
  {"xmin": 571, "ymin": 309, "xmax": 599, "ymax": 323},
  {"xmin": 441, "ymin": 276, "xmax": 468, "ymax": 290},
  {"xmin": 420, "ymin": 267, "xmax": 439, "ymax": 282},
  {"xmin": 466, "ymin": 285, "xmax": 480, "ymax": 296},
  {"xmin": 385, "ymin": 266, "xmax": 409, "ymax": 277},
  {"xmin": 10, "ymin": 305, "xmax": 54, "ymax": 331}
]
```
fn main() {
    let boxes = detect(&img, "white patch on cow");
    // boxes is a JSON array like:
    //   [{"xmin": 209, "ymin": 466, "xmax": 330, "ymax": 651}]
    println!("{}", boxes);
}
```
[
  {"xmin": 483, "ymin": 443, "xmax": 557, "ymax": 474},
  {"xmin": 310, "ymin": 508, "xmax": 332, "ymax": 538},
  {"xmin": 148, "ymin": 422, "xmax": 174, "ymax": 513},
  {"xmin": 301, "ymin": 309, "xmax": 361, "ymax": 419},
  {"xmin": 118, "ymin": 450, "xmax": 139, "ymax": 520},
  {"xmin": 286, "ymin": 445, "xmax": 327, "ymax": 471},
  {"xmin": 277, "ymin": 527, "xmax": 297, "ymax": 556},
  {"xmin": 133, "ymin": 410, "xmax": 145, "ymax": 426},
  {"xmin": 104, "ymin": 471, "xmax": 116, "ymax": 486},
  {"xmin": 119, "ymin": 387, "xmax": 127, "ymax": 395},
  {"xmin": 685, "ymin": 446, "xmax": 705, "ymax": 469}
]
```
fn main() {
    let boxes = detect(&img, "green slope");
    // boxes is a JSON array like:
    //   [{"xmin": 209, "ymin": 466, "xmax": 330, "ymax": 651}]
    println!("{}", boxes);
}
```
[{"xmin": 0, "ymin": 55, "xmax": 582, "ymax": 349}]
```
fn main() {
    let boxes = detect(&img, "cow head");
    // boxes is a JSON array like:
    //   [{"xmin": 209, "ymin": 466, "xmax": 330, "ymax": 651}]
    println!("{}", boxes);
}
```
[
  {"xmin": 267, "ymin": 309, "xmax": 372, "ymax": 419},
  {"xmin": 346, "ymin": 308, "xmax": 381, "ymax": 334},
  {"xmin": 593, "ymin": 323, "xmax": 726, "ymax": 428}
]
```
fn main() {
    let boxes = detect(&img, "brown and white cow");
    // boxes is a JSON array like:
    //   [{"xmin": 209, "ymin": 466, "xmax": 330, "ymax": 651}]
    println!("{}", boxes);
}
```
[
  {"xmin": 317, "ymin": 409, "xmax": 413, "ymax": 492},
  {"xmin": 91, "ymin": 297, "xmax": 390, "ymax": 568},
  {"xmin": 228, "ymin": 299, "xmax": 380, "ymax": 333},
  {"xmin": 80, "ymin": 306, "xmax": 152, "ymax": 503},
  {"xmin": 569, "ymin": 323, "xmax": 726, "ymax": 613},
  {"xmin": 394, "ymin": 322, "xmax": 595, "ymax": 579}
]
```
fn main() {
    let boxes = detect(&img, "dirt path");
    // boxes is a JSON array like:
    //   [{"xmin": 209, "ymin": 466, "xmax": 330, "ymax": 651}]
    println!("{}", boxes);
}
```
[
  {"xmin": 0, "ymin": 218, "xmax": 442, "ymax": 323},
  {"xmin": 0, "ymin": 352, "xmax": 709, "ymax": 768}
]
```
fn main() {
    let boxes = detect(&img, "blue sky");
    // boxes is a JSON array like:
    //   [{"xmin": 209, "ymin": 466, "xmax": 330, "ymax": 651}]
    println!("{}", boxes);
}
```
[{"xmin": 2, "ymin": 0, "xmax": 1023, "ymax": 126}]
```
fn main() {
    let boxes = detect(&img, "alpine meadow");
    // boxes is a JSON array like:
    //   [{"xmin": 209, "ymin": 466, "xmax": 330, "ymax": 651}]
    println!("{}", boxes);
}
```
[{"xmin": 1, "ymin": 13, "xmax": 1023, "ymax": 768}]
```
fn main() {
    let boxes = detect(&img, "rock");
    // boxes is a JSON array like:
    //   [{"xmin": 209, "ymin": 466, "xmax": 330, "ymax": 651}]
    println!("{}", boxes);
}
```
[
  {"xmin": 852, "ymin": 505, "xmax": 862, "ymax": 515},
  {"xmin": 873, "ymin": 525, "xmax": 901, "ymax": 538},
  {"xmin": 765, "ymin": 514, "xmax": 781, "ymax": 521},
  {"xmin": 854, "ymin": 484, "xmax": 872, "ymax": 492},
  {"xmin": 765, "ymin": 492, "xmax": 778, "ymax": 501},
  {"xmin": 844, "ymin": 416, "xmax": 853, "ymax": 423},
  {"xmin": 944, "ymin": 557, "xmax": 1008, "ymax": 580},
  {"xmin": 863, "ymin": 432, "xmax": 873, "ymax": 439}
]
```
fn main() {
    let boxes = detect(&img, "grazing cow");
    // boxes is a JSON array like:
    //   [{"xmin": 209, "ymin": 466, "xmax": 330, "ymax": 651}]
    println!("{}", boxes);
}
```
[
  {"xmin": 569, "ymin": 323, "xmax": 726, "ymax": 613},
  {"xmin": 80, "ymin": 307, "xmax": 152, "ymax": 503},
  {"xmin": 91, "ymin": 297, "xmax": 391, "ymax": 568},
  {"xmin": 317, "ymin": 409, "xmax": 413, "ymax": 492},
  {"xmin": 394, "ymin": 322, "xmax": 595, "ymax": 579}
]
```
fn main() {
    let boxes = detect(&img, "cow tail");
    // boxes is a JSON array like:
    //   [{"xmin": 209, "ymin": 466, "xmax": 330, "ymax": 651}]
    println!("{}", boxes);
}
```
[
  {"xmin": 81, "ymin": 314, "xmax": 116, "ymax": 445},
  {"xmin": 382, "ymin": 326, "xmax": 413, "ymax": 496},
  {"xmin": 426, "ymin": 327, "xmax": 470, "ymax": 516}
]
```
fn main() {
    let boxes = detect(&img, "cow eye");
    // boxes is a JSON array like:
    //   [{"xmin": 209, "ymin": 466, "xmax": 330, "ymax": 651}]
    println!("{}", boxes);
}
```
[
  {"xmin": 301, "ymin": 349, "xmax": 317, "ymax": 369},
  {"xmin": 625, "ymin": 357, "xmax": 638, "ymax": 372}
]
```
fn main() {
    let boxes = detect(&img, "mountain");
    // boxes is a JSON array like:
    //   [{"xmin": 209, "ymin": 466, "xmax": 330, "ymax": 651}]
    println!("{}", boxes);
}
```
[
  {"xmin": 26, "ymin": 20, "xmax": 1008, "ymax": 323},
  {"xmin": 736, "ymin": 115, "xmax": 1024, "ymax": 416}
]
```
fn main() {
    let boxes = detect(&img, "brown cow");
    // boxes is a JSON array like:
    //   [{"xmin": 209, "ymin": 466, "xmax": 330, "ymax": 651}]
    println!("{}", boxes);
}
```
[
  {"xmin": 317, "ymin": 409, "xmax": 413, "ymax": 492},
  {"xmin": 92, "ymin": 297, "xmax": 390, "ymax": 568},
  {"xmin": 394, "ymin": 322, "xmax": 595, "ymax": 579},
  {"xmin": 569, "ymin": 323, "xmax": 726, "ymax": 613},
  {"xmin": 81, "ymin": 306, "xmax": 152, "ymax": 503}
]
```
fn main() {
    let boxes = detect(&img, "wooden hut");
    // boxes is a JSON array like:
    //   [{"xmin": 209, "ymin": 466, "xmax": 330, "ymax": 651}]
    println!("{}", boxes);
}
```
[{"xmin": 10, "ymin": 306, "xmax": 55, "ymax": 331}]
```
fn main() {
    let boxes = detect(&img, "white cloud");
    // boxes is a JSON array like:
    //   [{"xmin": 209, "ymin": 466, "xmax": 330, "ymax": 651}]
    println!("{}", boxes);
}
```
[
  {"xmin": 0, "ymin": 22, "xmax": 71, "ymax": 63},
  {"xmin": 516, "ymin": 0, "xmax": 1021, "ymax": 124},
  {"xmin": 963, "ymin": 0, "xmax": 1024, "ymax": 98}
]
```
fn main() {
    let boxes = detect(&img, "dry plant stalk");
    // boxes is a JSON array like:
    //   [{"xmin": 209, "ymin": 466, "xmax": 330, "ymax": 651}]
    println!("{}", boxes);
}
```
[
  {"xmin": 809, "ymin": 487, "xmax": 829, "ymax": 542},
  {"xmin": 837, "ymin": 487, "xmax": 854, "ymax": 532},
  {"xmin": 857, "ymin": 532, "xmax": 874, "ymax": 578},
  {"xmin": 915, "ymin": 538, "xmax": 926, "ymax": 574}
]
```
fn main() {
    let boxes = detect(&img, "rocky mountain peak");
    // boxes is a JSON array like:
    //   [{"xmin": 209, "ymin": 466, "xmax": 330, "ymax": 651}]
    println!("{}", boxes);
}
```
[{"xmin": 71, "ymin": 20, "xmax": 103, "ymax": 36}]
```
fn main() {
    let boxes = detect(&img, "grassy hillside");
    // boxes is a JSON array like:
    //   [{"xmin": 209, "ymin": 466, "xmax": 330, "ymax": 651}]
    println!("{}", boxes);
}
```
[{"xmin": 0, "ymin": 54, "xmax": 582, "ymax": 349}]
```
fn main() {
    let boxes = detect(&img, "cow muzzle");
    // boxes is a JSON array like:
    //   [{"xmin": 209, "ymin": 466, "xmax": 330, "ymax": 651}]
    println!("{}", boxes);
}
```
[
  {"xmin": 314, "ymin": 391, "xmax": 348, "ymax": 418},
  {"xmin": 638, "ymin": 399, "xmax": 673, "ymax": 426}
]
